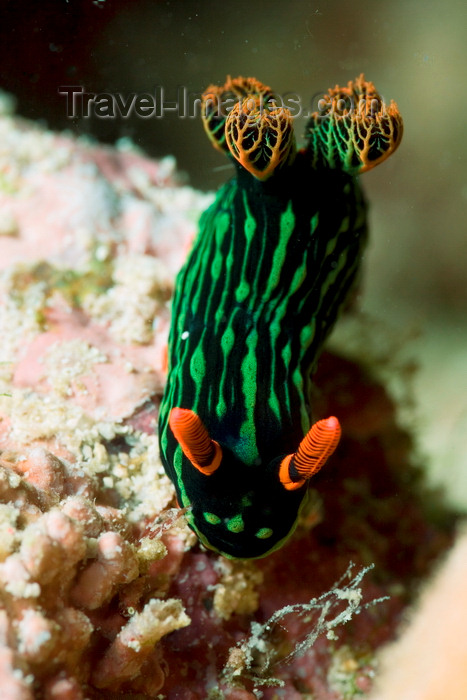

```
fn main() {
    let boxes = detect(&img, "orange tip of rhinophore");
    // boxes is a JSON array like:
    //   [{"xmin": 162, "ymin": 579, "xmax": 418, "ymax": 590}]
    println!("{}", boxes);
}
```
[
  {"xmin": 279, "ymin": 416, "xmax": 341, "ymax": 491},
  {"xmin": 169, "ymin": 408, "xmax": 222, "ymax": 476}
]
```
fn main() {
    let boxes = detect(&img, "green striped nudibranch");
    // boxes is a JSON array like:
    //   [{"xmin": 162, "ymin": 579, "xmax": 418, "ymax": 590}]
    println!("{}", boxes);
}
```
[{"xmin": 159, "ymin": 75, "xmax": 403, "ymax": 559}]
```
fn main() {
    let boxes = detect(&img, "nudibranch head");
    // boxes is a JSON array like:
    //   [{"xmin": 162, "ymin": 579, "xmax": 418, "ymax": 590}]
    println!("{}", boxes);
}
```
[
  {"xmin": 306, "ymin": 74, "xmax": 403, "ymax": 174},
  {"xmin": 169, "ymin": 409, "xmax": 341, "ymax": 559},
  {"xmin": 202, "ymin": 75, "xmax": 296, "ymax": 180}
]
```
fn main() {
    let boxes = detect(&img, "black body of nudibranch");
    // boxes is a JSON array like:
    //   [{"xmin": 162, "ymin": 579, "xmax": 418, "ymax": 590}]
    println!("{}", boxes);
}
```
[{"xmin": 158, "ymin": 75, "xmax": 403, "ymax": 559}]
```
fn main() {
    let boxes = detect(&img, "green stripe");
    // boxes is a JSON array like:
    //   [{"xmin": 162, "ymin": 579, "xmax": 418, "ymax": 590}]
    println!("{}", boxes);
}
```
[
  {"xmin": 238, "ymin": 328, "xmax": 259, "ymax": 464},
  {"xmin": 263, "ymin": 200, "xmax": 295, "ymax": 299},
  {"xmin": 160, "ymin": 167, "xmax": 366, "ymax": 490}
]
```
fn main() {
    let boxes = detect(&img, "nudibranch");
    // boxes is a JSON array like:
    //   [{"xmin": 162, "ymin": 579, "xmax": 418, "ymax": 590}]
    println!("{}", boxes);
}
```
[{"xmin": 159, "ymin": 75, "xmax": 402, "ymax": 559}]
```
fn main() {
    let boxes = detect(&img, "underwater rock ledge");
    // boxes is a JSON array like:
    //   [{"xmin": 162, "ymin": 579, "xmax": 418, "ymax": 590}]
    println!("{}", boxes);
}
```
[{"xmin": 0, "ymin": 93, "xmax": 457, "ymax": 698}]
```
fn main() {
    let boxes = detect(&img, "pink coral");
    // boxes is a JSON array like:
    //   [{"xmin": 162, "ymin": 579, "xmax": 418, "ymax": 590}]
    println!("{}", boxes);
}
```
[
  {"xmin": 0, "ymin": 450, "xmax": 191, "ymax": 697},
  {"xmin": 71, "ymin": 531, "xmax": 139, "ymax": 609},
  {"xmin": 92, "ymin": 598, "xmax": 190, "ymax": 692}
]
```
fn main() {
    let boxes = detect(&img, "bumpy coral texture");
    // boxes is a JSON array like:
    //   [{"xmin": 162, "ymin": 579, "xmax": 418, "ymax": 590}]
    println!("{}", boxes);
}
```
[
  {"xmin": 0, "ymin": 94, "xmax": 456, "ymax": 699},
  {"xmin": 0, "ymin": 94, "xmax": 201, "ymax": 698}
]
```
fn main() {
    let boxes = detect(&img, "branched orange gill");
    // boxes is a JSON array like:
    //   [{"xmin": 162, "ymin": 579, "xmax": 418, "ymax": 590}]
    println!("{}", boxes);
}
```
[{"xmin": 159, "ymin": 75, "xmax": 403, "ymax": 559}]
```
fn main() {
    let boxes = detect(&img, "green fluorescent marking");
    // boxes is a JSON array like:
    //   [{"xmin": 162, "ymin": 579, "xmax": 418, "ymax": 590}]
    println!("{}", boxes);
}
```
[
  {"xmin": 281, "ymin": 199, "xmax": 295, "ymax": 230},
  {"xmin": 267, "ymin": 317, "xmax": 281, "ymax": 421},
  {"xmin": 235, "ymin": 191, "xmax": 256, "ymax": 303},
  {"xmin": 267, "ymin": 252, "xmax": 308, "ymax": 421},
  {"xmin": 226, "ymin": 514, "xmax": 245, "ymax": 533},
  {"xmin": 281, "ymin": 342, "xmax": 292, "ymax": 369},
  {"xmin": 204, "ymin": 512, "xmax": 221, "ymax": 525},
  {"xmin": 214, "ymin": 256, "xmax": 234, "ymax": 326},
  {"xmin": 211, "ymin": 255, "xmax": 222, "ymax": 280},
  {"xmin": 217, "ymin": 210, "xmax": 231, "ymax": 237},
  {"xmin": 188, "ymin": 200, "xmax": 225, "ymax": 322},
  {"xmin": 299, "ymin": 321, "xmax": 315, "ymax": 354},
  {"xmin": 190, "ymin": 343, "xmax": 206, "ymax": 384},
  {"xmin": 325, "ymin": 234, "xmax": 338, "ymax": 256},
  {"xmin": 338, "ymin": 215, "xmax": 349, "ymax": 234},
  {"xmin": 235, "ymin": 279, "xmax": 250, "ymax": 303},
  {"xmin": 214, "ymin": 204, "xmax": 236, "ymax": 335},
  {"xmin": 264, "ymin": 201, "xmax": 295, "ymax": 298},
  {"xmin": 239, "ymin": 329, "xmax": 259, "ymax": 463},
  {"xmin": 173, "ymin": 447, "xmax": 190, "ymax": 509},
  {"xmin": 318, "ymin": 251, "xmax": 348, "ymax": 300},
  {"xmin": 268, "ymin": 388, "xmax": 281, "ymax": 422},
  {"xmin": 221, "ymin": 325, "xmax": 235, "ymax": 355},
  {"xmin": 255, "ymin": 527, "xmax": 273, "ymax": 539},
  {"xmin": 280, "ymin": 343, "xmax": 292, "ymax": 417},
  {"xmin": 218, "ymin": 325, "xmax": 236, "ymax": 417},
  {"xmin": 211, "ymin": 211, "xmax": 230, "ymax": 280},
  {"xmin": 242, "ymin": 191, "xmax": 257, "ymax": 239},
  {"xmin": 311, "ymin": 212, "xmax": 319, "ymax": 233}
]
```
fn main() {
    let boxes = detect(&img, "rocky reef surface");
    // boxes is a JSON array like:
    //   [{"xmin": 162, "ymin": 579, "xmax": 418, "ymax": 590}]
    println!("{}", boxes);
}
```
[{"xmin": 0, "ymin": 93, "xmax": 458, "ymax": 699}]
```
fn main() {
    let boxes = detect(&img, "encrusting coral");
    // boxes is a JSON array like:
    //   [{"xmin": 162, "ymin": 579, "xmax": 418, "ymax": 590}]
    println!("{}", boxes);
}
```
[
  {"xmin": 0, "ymin": 449, "xmax": 191, "ymax": 697},
  {"xmin": 0, "ymin": 90, "xmax": 458, "ymax": 698},
  {"xmin": 0, "ymin": 91, "xmax": 201, "ymax": 697}
]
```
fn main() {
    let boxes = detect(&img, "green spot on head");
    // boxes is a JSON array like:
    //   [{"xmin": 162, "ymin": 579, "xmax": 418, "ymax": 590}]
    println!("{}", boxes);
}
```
[
  {"xmin": 241, "ymin": 494, "xmax": 253, "ymax": 508},
  {"xmin": 203, "ymin": 512, "xmax": 221, "ymax": 525},
  {"xmin": 226, "ymin": 514, "xmax": 245, "ymax": 533},
  {"xmin": 255, "ymin": 527, "xmax": 273, "ymax": 539}
]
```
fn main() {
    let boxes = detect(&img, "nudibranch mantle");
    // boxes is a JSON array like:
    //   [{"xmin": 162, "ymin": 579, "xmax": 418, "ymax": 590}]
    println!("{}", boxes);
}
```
[{"xmin": 159, "ymin": 75, "xmax": 402, "ymax": 559}]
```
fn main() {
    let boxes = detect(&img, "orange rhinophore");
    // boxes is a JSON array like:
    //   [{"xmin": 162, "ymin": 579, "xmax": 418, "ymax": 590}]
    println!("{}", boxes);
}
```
[
  {"xmin": 279, "ymin": 416, "xmax": 342, "ymax": 491},
  {"xmin": 169, "ymin": 408, "xmax": 222, "ymax": 475}
]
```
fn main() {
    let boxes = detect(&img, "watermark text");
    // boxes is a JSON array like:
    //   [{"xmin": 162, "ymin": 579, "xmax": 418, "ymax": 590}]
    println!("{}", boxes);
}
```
[{"xmin": 58, "ymin": 85, "xmax": 389, "ymax": 121}]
